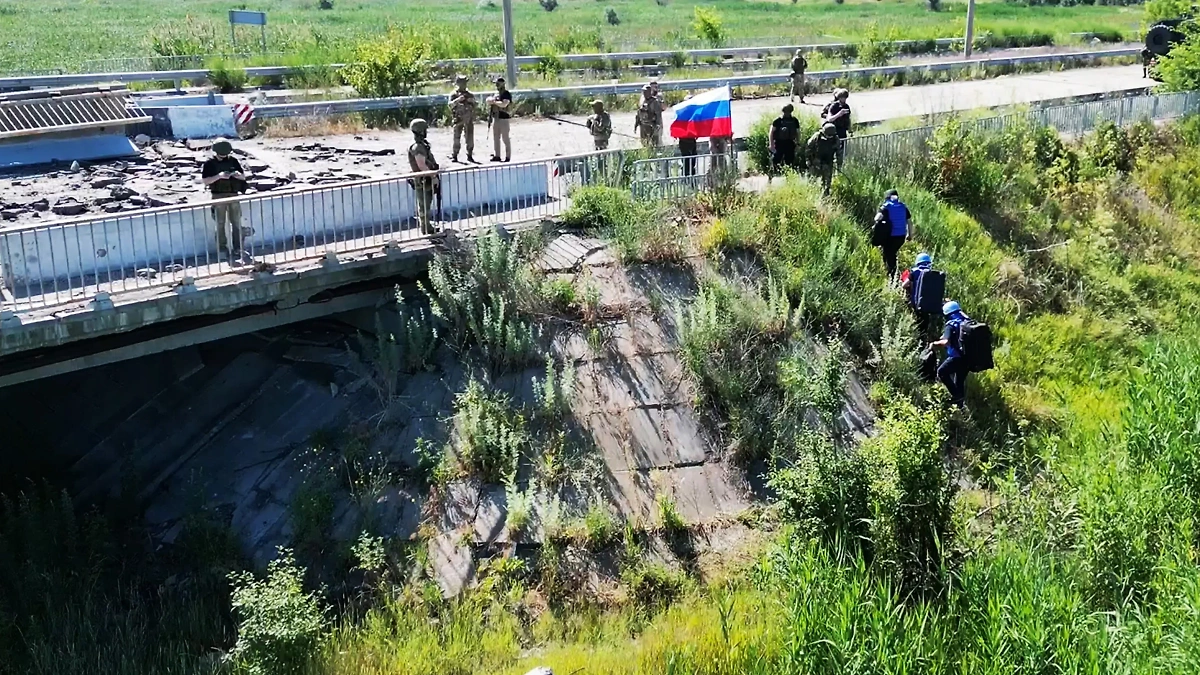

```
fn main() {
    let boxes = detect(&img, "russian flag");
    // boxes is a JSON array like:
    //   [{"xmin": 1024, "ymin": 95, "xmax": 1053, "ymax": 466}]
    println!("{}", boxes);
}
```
[{"xmin": 669, "ymin": 85, "xmax": 732, "ymax": 140}]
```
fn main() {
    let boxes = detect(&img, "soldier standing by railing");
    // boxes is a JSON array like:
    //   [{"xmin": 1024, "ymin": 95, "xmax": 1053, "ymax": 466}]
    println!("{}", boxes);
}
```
[{"xmin": 449, "ymin": 74, "xmax": 477, "ymax": 163}]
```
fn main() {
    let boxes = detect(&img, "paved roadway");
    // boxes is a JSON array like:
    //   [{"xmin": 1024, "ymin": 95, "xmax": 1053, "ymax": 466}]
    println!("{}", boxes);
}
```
[{"xmin": 255, "ymin": 64, "xmax": 1153, "ymax": 163}]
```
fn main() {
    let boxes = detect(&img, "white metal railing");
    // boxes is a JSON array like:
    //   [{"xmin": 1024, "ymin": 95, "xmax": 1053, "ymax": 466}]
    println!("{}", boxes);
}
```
[
  {"xmin": 0, "ymin": 147, "xmax": 649, "ymax": 314},
  {"xmin": 845, "ymin": 91, "xmax": 1200, "ymax": 168},
  {"xmin": 631, "ymin": 152, "xmax": 739, "ymax": 201}
]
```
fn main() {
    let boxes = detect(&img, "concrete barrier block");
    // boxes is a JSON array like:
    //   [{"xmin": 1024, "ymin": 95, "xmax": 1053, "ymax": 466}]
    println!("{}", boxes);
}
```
[{"xmin": 166, "ymin": 105, "xmax": 237, "ymax": 139}]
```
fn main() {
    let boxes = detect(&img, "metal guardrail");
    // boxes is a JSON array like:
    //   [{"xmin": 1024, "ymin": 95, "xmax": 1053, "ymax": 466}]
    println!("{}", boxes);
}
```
[
  {"xmin": 0, "ymin": 147, "xmax": 639, "ymax": 314},
  {"xmin": 3, "ymin": 88, "xmax": 1189, "ymax": 319},
  {"xmin": 631, "ymin": 152, "xmax": 739, "ymax": 201},
  {"xmin": 844, "ymin": 90, "xmax": 1200, "ymax": 167},
  {"xmin": 0, "ymin": 45, "xmax": 1137, "ymax": 93},
  {"xmin": 251, "ymin": 48, "xmax": 1140, "ymax": 120}
]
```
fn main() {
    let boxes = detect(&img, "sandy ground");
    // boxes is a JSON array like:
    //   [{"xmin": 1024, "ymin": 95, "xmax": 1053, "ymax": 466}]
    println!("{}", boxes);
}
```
[{"xmin": 0, "ymin": 65, "xmax": 1150, "ymax": 228}]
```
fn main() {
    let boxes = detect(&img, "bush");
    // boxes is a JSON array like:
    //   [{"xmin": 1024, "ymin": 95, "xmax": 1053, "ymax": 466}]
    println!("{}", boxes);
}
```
[
  {"xmin": 928, "ymin": 116, "xmax": 1003, "ymax": 211},
  {"xmin": 859, "ymin": 401, "xmax": 954, "ymax": 591},
  {"xmin": 1083, "ymin": 119, "xmax": 1134, "ymax": 173},
  {"xmin": 453, "ymin": 379, "xmax": 528, "ymax": 483},
  {"xmin": 318, "ymin": 0, "xmax": 333, "ymax": 9},
  {"xmin": 692, "ymin": 7, "xmax": 726, "ymax": 48},
  {"xmin": 207, "ymin": 58, "xmax": 247, "ymax": 93},
  {"xmin": 768, "ymin": 429, "xmax": 871, "ymax": 547},
  {"xmin": 534, "ymin": 46, "xmax": 564, "ymax": 78},
  {"xmin": 857, "ymin": 23, "xmax": 898, "ymax": 68},
  {"xmin": 539, "ymin": 0, "xmax": 559, "ymax": 11},
  {"xmin": 228, "ymin": 549, "xmax": 327, "ymax": 675},
  {"xmin": 342, "ymin": 28, "xmax": 429, "ymax": 98},
  {"xmin": 700, "ymin": 208, "xmax": 761, "ymax": 255},
  {"xmin": 150, "ymin": 17, "xmax": 220, "ymax": 57},
  {"xmin": 561, "ymin": 186, "xmax": 636, "ymax": 230},
  {"xmin": 605, "ymin": 7, "xmax": 620, "ymax": 25}
]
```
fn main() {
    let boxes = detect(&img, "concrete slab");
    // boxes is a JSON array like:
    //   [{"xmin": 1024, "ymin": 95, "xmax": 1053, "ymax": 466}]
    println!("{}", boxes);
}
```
[
  {"xmin": 0, "ymin": 134, "xmax": 140, "ymax": 169},
  {"xmin": 429, "ymin": 531, "xmax": 475, "ymax": 597}
]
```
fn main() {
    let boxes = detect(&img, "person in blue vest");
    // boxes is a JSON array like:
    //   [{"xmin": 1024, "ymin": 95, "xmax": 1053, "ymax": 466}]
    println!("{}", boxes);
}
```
[
  {"xmin": 874, "ymin": 189, "xmax": 912, "ymax": 281},
  {"xmin": 930, "ymin": 300, "xmax": 969, "ymax": 408},
  {"xmin": 901, "ymin": 252, "xmax": 933, "ymax": 306}
]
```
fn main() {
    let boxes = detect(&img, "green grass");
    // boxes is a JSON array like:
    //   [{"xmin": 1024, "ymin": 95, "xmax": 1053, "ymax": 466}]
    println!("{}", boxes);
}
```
[{"xmin": 0, "ymin": 0, "xmax": 1146, "ymax": 73}]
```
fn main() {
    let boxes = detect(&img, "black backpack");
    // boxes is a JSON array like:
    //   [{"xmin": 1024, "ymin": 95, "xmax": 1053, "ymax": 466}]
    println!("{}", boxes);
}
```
[
  {"xmin": 918, "ymin": 346, "xmax": 939, "ymax": 383},
  {"xmin": 958, "ymin": 321, "xmax": 994, "ymax": 373},
  {"xmin": 913, "ymin": 270, "xmax": 945, "ymax": 314}
]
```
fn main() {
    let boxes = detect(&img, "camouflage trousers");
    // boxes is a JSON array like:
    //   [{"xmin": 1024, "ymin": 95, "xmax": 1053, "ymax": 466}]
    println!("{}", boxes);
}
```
[
  {"xmin": 452, "ymin": 120, "xmax": 474, "ymax": 158},
  {"xmin": 811, "ymin": 160, "xmax": 834, "ymax": 196},
  {"xmin": 790, "ymin": 72, "xmax": 806, "ymax": 99},
  {"xmin": 593, "ymin": 137, "xmax": 609, "ymax": 151},
  {"xmin": 640, "ymin": 126, "xmax": 662, "ymax": 148}
]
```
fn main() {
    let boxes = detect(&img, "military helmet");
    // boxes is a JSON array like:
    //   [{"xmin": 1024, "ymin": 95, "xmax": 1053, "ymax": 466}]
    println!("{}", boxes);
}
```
[
  {"xmin": 821, "ymin": 122, "xmax": 837, "ymax": 137},
  {"xmin": 835, "ymin": 87, "xmax": 849, "ymax": 99},
  {"xmin": 795, "ymin": 48, "xmax": 804, "ymax": 56},
  {"xmin": 455, "ymin": 74, "xmax": 468, "ymax": 83},
  {"xmin": 212, "ymin": 138, "xmax": 232, "ymax": 155},
  {"xmin": 782, "ymin": 103, "xmax": 794, "ymax": 114},
  {"xmin": 410, "ymin": 118, "xmax": 429, "ymax": 134},
  {"xmin": 591, "ymin": 99, "xmax": 604, "ymax": 109},
  {"xmin": 642, "ymin": 83, "xmax": 652, "ymax": 91}
]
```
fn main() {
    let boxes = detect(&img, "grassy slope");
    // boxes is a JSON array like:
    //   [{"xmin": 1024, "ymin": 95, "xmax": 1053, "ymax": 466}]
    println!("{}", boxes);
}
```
[{"xmin": 0, "ymin": 0, "xmax": 1145, "ymax": 72}]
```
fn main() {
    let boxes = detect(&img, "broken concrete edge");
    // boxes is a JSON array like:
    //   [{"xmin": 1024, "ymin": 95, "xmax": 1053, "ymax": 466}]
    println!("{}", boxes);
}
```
[{"xmin": 0, "ymin": 241, "xmax": 437, "ymax": 357}]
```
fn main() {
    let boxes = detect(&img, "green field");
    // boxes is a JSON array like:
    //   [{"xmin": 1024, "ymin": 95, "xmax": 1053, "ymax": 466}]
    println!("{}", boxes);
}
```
[{"xmin": 0, "ymin": 0, "xmax": 1146, "ymax": 72}]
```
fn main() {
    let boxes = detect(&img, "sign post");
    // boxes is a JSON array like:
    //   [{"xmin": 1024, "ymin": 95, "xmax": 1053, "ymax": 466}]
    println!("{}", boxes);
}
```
[{"xmin": 229, "ymin": 10, "xmax": 268, "ymax": 54}]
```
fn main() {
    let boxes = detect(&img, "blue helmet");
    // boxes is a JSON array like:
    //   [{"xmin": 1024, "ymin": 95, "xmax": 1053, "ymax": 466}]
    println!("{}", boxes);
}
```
[
  {"xmin": 916, "ymin": 252, "xmax": 932, "ymax": 266},
  {"xmin": 942, "ymin": 300, "xmax": 961, "ymax": 316}
]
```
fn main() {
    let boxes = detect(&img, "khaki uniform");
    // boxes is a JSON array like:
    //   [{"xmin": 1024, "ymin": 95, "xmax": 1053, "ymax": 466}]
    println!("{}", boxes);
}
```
[
  {"xmin": 634, "ymin": 95, "xmax": 663, "ymax": 148},
  {"xmin": 213, "ymin": 201, "xmax": 243, "ymax": 253},
  {"xmin": 449, "ymin": 88, "xmax": 477, "ymax": 160},
  {"xmin": 807, "ymin": 132, "xmax": 839, "ymax": 196},
  {"xmin": 587, "ymin": 111, "xmax": 612, "ymax": 150},
  {"xmin": 790, "ymin": 55, "xmax": 808, "ymax": 100},
  {"xmin": 407, "ymin": 138, "xmax": 439, "ymax": 234}
]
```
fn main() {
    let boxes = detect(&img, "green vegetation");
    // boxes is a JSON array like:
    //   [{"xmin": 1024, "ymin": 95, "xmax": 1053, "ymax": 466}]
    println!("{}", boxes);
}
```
[
  {"xmin": 0, "ymin": 0, "xmax": 1145, "ymax": 73},
  {"xmin": 13, "ymin": 98, "xmax": 1200, "ymax": 675}
]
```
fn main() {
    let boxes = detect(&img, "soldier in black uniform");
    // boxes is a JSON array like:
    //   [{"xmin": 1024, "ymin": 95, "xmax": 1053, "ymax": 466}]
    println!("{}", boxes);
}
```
[{"xmin": 769, "ymin": 103, "xmax": 801, "ymax": 178}]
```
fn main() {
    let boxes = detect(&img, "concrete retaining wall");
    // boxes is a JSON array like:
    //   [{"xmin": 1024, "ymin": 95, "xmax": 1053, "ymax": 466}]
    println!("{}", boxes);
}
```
[
  {"xmin": 0, "ymin": 163, "xmax": 550, "ymax": 291},
  {"xmin": 0, "ymin": 133, "xmax": 139, "ymax": 169}
]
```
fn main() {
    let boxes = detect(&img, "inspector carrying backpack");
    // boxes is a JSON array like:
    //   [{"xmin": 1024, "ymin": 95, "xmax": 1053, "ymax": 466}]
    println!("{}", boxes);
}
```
[
  {"xmin": 958, "ymin": 321, "xmax": 995, "ymax": 373},
  {"xmin": 913, "ymin": 269, "xmax": 945, "ymax": 313}
]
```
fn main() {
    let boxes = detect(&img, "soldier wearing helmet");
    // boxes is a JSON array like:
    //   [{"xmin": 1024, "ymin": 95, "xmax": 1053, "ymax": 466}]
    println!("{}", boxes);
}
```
[
  {"xmin": 586, "ymin": 99, "xmax": 613, "ymax": 150},
  {"xmin": 448, "ymin": 74, "xmax": 477, "ymax": 163},
  {"xmin": 821, "ymin": 88, "xmax": 852, "ymax": 169},
  {"xmin": 806, "ymin": 123, "xmax": 840, "ymax": 196},
  {"xmin": 407, "ymin": 118, "xmax": 440, "ymax": 234},
  {"xmin": 633, "ymin": 83, "xmax": 664, "ymax": 148}
]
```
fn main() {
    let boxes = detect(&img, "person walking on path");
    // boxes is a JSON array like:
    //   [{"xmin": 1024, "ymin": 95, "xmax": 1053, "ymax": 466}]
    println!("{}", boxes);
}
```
[
  {"xmin": 201, "ymin": 138, "xmax": 249, "ymax": 262},
  {"xmin": 406, "ymin": 118, "xmax": 440, "ymax": 235},
  {"xmin": 806, "ymin": 123, "xmax": 840, "ymax": 196},
  {"xmin": 487, "ymin": 77, "xmax": 513, "ymax": 162},
  {"xmin": 930, "ymin": 300, "xmax": 971, "ymax": 408},
  {"xmin": 586, "ymin": 99, "xmax": 613, "ymax": 151},
  {"xmin": 874, "ymin": 189, "xmax": 913, "ymax": 281},
  {"xmin": 821, "ymin": 88, "xmax": 852, "ymax": 170},
  {"xmin": 790, "ymin": 49, "xmax": 808, "ymax": 103},
  {"xmin": 449, "ymin": 74, "xmax": 477, "ymax": 163}
]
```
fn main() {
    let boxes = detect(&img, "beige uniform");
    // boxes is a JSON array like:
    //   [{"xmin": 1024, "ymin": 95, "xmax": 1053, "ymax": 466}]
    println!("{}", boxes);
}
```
[
  {"xmin": 449, "ymin": 88, "xmax": 477, "ymax": 159},
  {"xmin": 635, "ymin": 95, "xmax": 663, "ymax": 148},
  {"xmin": 587, "ymin": 111, "xmax": 612, "ymax": 150},
  {"xmin": 790, "ymin": 56, "xmax": 808, "ymax": 99},
  {"xmin": 407, "ymin": 139, "xmax": 439, "ymax": 234}
]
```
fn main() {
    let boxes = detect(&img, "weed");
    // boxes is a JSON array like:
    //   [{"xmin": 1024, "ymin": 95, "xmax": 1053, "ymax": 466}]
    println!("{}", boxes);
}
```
[
  {"xmin": 452, "ymin": 379, "xmax": 527, "ymax": 483},
  {"xmin": 606, "ymin": 7, "xmax": 621, "ymax": 25},
  {"xmin": 692, "ymin": 7, "xmax": 726, "ymax": 48},
  {"xmin": 657, "ymin": 493, "xmax": 687, "ymax": 534},
  {"xmin": 561, "ymin": 185, "xmax": 637, "ymax": 230},
  {"xmin": 228, "ymin": 549, "xmax": 327, "ymax": 675},
  {"xmin": 206, "ymin": 57, "xmax": 247, "ymax": 93},
  {"xmin": 342, "ymin": 28, "xmax": 429, "ymax": 98},
  {"xmin": 504, "ymin": 478, "xmax": 535, "ymax": 539},
  {"xmin": 582, "ymin": 504, "xmax": 620, "ymax": 549},
  {"xmin": 396, "ymin": 292, "xmax": 439, "ymax": 372},
  {"xmin": 533, "ymin": 356, "xmax": 575, "ymax": 420}
]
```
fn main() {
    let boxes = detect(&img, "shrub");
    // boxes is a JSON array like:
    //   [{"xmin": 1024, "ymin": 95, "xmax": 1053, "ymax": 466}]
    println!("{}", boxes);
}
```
[
  {"xmin": 534, "ymin": 46, "xmax": 564, "ymax": 79},
  {"xmin": 768, "ymin": 428, "xmax": 871, "ymax": 547},
  {"xmin": 857, "ymin": 23, "xmax": 898, "ymax": 68},
  {"xmin": 610, "ymin": 201, "xmax": 685, "ymax": 263},
  {"xmin": 657, "ymin": 493, "xmax": 687, "ymax": 534},
  {"xmin": 504, "ymin": 479, "xmax": 535, "ymax": 538},
  {"xmin": 605, "ymin": 7, "xmax": 620, "ymax": 25},
  {"xmin": 228, "ymin": 549, "xmax": 327, "ymax": 675},
  {"xmin": 859, "ymin": 401, "xmax": 954, "ymax": 591},
  {"xmin": 207, "ymin": 58, "xmax": 247, "ymax": 93},
  {"xmin": 539, "ymin": 0, "xmax": 559, "ymax": 11},
  {"xmin": 452, "ymin": 379, "xmax": 527, "ymax": 483},
  {"xmin": 692, "ymin": 7, "xmax": 726, "ymax": 48},
  {"xmin": 928, "ymin": 116, "xmax": 1003, "ymax": 211},
  {"xmin": 150, "ymin": 17, "xmax": 220, "ymax": 57},
  {"xmin": 1152, "ymin": 27, "xmax": 1200, "ymax": 92},
  {"xmin": 699, "ymin": 208, "xmax": 760, "ymax": 255},
  {"xmin": 1082, "ymin": 119, "xmax": 1134, "ymax": 174},
  {"xmin": 342, "ymin": 28, "xmax": 429, "ymax": 98},
  {"xmin": 318, "ymin": 0, "xmax": 333, "ymax": 9},
  {"xmin": 562, "ymin": 186, "xmax": 636, "ymax": 230},
  {"xmin": 582, "ymin": 504, "xmax": 619, "ymax": 549}
]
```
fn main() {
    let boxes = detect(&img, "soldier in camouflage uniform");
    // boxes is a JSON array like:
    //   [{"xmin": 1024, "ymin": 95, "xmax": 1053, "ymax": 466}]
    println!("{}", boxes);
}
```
[
  {"xmin": 448, "ymin": 74, "xmax": 477, "ymax": 163},
  {"xmin": 586, "ymin": 99, "xmax": 613, "ymax": 150},
  {"xmin": 790, "ymin": 49, "xmax": 808, "ymax": 103},
  {"xmin": 807, "ymin": 122, "xmax": 840, "ymax": 197},
  {"xmin": 633, "ymin": 84, "xmax": 663, "ymax": 148},
  {"xmin": 406, "ymin": 118, "xmax": 440, "ymax": 235}
]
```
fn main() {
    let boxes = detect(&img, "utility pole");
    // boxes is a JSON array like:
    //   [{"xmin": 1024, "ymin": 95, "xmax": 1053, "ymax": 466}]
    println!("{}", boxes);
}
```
[
  {"xmin": 964, "ymin": 0, "xmax": 976, "ymax": 59},
  {"xmin": 502, "ymin": 0, "xmax": 518, "ymax": 87}
]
